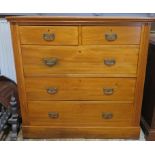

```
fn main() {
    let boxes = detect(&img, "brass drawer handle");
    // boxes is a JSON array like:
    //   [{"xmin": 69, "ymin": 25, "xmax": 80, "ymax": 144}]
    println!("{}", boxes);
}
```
[
  {"xmin": 48, "ymin": 112, "xmax": 59, "ymax": 119},
  {"xmin": 104, "ymin": 59, "xmax": 116, "ymax": 66},
  {"xmin": 105, "ymin": 33, "xmax": 117, "ymax": 41},
  {"xmin": 103, "ymin": 88, "xmax": 114, "ymax": 95},
  {"xmin": 102, "ymin": 112, "xmax": 113, "ymax": 119},
  {"xmin": 47, "ymin": 87, "xmax": 58, "ymax": 94},
  {"xmin": 43, "ymin": 57, "xmax": 58, "ymax": 67},
  {"xmin": 43, "ymin": 33, "xmax": 55, "ymax": 41}
]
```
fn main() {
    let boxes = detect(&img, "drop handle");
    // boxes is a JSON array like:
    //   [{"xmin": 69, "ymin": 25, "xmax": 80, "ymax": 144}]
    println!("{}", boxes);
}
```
[
  {"xmin": 102, "ymin": 112, "xmax": 113, "ymax": 119},
  {"xmin": 103, "ymin": 88, "xmax": 114, "ymax": 95},
  {"xmin": 105, "ymin": 33, "xmax": 117, "ymax": 41},
  {"xmin": 43, "ymin": 33, "xmax": 55, "ymax": 41},
  {"xmin": 43, "ymin": 57, "xmax": 58, "ymax": 67},
  {"xmin": 48, "ymin": 112, "xmax": 59, "ymax": 119},
  {"xmin": 104, "ymin": 59, "xmax": 116, "ymax": 66},
  {"xmin": 47, "ymin": 87, "xmax": 58, "ymax": 94}
]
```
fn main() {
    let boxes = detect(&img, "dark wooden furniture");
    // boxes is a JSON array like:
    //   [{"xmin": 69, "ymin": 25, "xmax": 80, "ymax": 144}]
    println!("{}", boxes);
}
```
[
  {"xmin": 141, "ymin": 34, "xmax": 155, "ymax": 140},
  {"xmin": 0, "ymin": 76, "xmax": 20, "ymax": 140}
]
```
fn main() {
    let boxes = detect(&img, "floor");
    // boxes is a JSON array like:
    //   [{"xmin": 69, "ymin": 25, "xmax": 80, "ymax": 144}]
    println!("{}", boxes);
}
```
[{"xmin": 5, "ymin": 128, "xmax": 146, "ymax": 141}]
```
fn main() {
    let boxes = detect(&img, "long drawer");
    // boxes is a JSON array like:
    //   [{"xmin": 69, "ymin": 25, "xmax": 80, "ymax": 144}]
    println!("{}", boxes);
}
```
[
  {"xmin": 25, "ymin": 77, "xmax": 136, "ymax": 101},
  {"xmin": 22, "ymin": 45, "xmax": 139, "ymax": 76},
  {"xmin": 28, "ymin": 101, "xmax": 134, "ymax": 126},
  {"xmin": 19, "ymin": 26, "xmax": 78, "ymax": 45},
  {"xmin": 82, "ymin": 26, "xmax": 141, "ymax": 45}
]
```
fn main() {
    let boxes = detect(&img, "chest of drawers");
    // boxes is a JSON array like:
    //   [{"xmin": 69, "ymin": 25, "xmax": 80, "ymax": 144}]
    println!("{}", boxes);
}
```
[{"xmin": 7, "ymin": 16, "xmax": 153, "ymax": 139}]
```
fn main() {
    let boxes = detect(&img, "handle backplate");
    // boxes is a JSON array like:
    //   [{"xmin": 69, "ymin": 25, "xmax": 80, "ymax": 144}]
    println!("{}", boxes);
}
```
[
  {"xmin": 104, "ymin": 59, "xmax": 116, "ymax": 66},
  {"xmin": 48, "ymin": 112, "xmax": 59, "ymax": 119},
  {"xmin": 103, "ymin": 88, "xmax": 114, "ymax": 95},
  {"xmin": 105, "ymin": 33, "xmax": 117, "ymax": 41},
  {"xmin": 43, "ymin": 57, "xmax": 58, "ymax": 67},
  {"xmin": 43, "ymin": 33, "xmax": 55, "ymax": 41},
  {"xmin": 47, "ymin": 87, "xmax": 58, "ymax": 94},
  {"xmin": 102, "ymin": 112, "xmax": 113, "ymax": 119}
]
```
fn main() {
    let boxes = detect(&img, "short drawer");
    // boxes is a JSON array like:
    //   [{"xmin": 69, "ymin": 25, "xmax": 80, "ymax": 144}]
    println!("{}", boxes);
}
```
[
  {"xmin": 82, "ymin": 26, "xmax": 141, "ymax": 45},
  {"xmin": 25, "ymin": 77, "xmax": 136, "ymax": 101},
  {"xmin": 22, "ymin": 45, "xmax": 139, "ymax": 76},
  {"xmin": 19, "ymin": 26, "xmax": 78, "ymax": 45},
  {"xmin": 28, "ymin": 101, "xmax": 134, "ymax": 126}
]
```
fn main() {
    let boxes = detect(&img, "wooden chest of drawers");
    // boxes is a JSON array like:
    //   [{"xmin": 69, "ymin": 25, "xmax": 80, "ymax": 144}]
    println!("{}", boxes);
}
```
[{"xmin": 7, "ymin": 16, "xmax": 153, "ymax": 139}]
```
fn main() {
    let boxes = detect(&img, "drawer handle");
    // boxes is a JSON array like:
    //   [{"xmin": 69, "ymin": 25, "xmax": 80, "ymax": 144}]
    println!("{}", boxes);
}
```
[
  {"xmin": 103, "ymin": 88, "xmax": 114, "ymax": 95},
  {"xmin": 48, "ymin": 112, "xmax": 59, "ymax": 119},
  {"xmin": 43, "ymin": 33, "xmax": 55, "ymax": 41},
  {"xmin": 104, "ymin": 59, "xmax": 116, "ymax": 66},
  {"xmin": 43, "ymin": 57, "xmax": 58, "ymax": 67},
  {"xmin": 102, "ymin": 112, "xmax": 113, "ymax": 119},
  {"xmin": 105, "ymin": 33, "xmax": 117, "ymax": 41},
  {"xmin": 47, "ymin": 87, "xmax": 58, "ymax": 94}
]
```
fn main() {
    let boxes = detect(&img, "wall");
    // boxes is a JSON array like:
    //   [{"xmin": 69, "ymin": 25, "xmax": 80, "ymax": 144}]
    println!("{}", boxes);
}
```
[{"xmin": 0, "ymin": 18, "xmax": 16, "ymax": 82}]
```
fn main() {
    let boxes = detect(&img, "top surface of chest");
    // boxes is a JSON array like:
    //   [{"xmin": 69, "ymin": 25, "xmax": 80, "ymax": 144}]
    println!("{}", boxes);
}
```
[{"xmin": 7, "ymin": 15, "xmax": 155, "ymax": 23}]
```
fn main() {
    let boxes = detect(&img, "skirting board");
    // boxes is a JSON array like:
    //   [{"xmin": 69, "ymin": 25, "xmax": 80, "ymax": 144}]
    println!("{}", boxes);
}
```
[{"xmin": 22, "ymin": 126, "xmax": 140, "ymax": 139}]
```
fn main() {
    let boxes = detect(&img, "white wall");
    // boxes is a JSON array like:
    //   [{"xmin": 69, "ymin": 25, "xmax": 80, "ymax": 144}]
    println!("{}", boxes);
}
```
[{"xmin": 0, "ymin": 18, "xmax": 16, "ymax": 82}]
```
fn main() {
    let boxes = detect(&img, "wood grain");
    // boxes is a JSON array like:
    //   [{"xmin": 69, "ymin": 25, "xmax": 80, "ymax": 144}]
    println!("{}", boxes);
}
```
[
  {"xmin": 22, "ymin": 126, "xmax": 140, "ymax": 139},
  {"xmin": 133, "ymin": 23, "xmax": 151, "ymax": 125},
  {"xmin": 10, "ymin": 23, "xmax": 29, "ymax": 125},
  {"xmin": 28, "ymin": 101, "xmax": 134, "ymax": 126},
  {"xmin": 82, "ymin": 26, "xmax": 141, "ymax": 45},
  {"xmin": 8, "ymin": 16, "xmax": 153, "ymax": 139},
  {"xmin": 25, "ymin": 77, "xmax": 136, "ymax": 101},
  {"xmin": 7, "ymin": 16, "xmax": 155, "ymax": 24},
  {"xmin": 19, "ymin": 26, "xmax": 78, "ymax": 45},
  {"xmin": 22, "ymin": 45, "xmax": 139, "ymax": 76}
]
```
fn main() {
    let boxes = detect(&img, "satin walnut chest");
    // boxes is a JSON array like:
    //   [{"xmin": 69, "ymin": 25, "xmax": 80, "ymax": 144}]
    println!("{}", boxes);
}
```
[{"xmin": 7, "ymin": 16, "xmax": 154, "ymax": 139}]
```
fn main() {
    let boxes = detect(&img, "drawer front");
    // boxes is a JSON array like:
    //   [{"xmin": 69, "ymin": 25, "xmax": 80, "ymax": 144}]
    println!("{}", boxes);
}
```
[
  {"xmin": 28, "ymin": 101, "xmax": 134, "ymax": 126},
  {"xmin": 22, "ymin": 45, "xmax": 139, "ymax": 76},
  {"xmin": 82, "ymin": 26, "xmax": 141, "ymax": 45},
  {"xmin": 19, "ymin": 26, "xmax": 78, "ymax": 45},
  {"xmin": 25, "ymin": 78, "xmax": 136, "ymax": 101}
]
